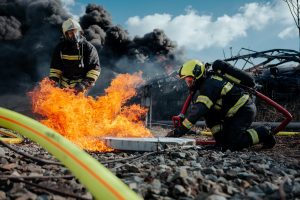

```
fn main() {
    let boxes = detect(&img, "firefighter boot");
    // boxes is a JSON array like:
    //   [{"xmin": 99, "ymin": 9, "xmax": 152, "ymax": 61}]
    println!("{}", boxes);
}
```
[{"xmin": 257, "ymin": 125, "xmax": 276, "ymax": 149}]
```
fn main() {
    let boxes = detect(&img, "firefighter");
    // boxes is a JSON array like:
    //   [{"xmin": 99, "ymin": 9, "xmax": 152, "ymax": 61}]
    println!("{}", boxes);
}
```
[
  {"xmin": 167, "ymin": 59, "xmax": 276, "ymax": 151},
  {"xmin": 49, "ymin": 18, "xmax": 100, "ymax": 94}
]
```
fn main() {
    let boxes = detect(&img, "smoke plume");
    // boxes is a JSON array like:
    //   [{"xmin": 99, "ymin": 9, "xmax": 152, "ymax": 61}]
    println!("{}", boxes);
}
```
[
  {"xmin": 0, "ymin": 0, "xmax": 69, "ymax": 94},
  {"xmin": 0, "ymin": 1, "xmax": 183, "ymax": 96}
]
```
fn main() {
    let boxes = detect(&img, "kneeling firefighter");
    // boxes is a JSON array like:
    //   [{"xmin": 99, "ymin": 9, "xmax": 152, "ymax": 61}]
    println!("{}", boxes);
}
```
[
  {"xmin": 49, "ymin": 18, "xmax": 101, "ymax": 94},
  {"xmin": 167, "ymin": 59, "xmax": 276, "ymax": 151}
]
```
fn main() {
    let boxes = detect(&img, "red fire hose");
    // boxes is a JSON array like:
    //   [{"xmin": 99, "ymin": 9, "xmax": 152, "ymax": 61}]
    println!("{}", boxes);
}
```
[
  {"xmin": 172, "ymin": 88, "xmax": 293, "ymax": 145},
  {"xmin": 253, "ymin": 90, "xmax": 293, "ymax": 135},
  {"xmin": 172, "ymin": 92, "xmax": 194, "ymax": 128}
]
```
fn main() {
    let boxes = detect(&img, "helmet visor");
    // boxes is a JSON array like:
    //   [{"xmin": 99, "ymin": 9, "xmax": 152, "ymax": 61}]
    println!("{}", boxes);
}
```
[{"xmin": 65, "ymin": 29, "xmax": 81, "ymax": 43}]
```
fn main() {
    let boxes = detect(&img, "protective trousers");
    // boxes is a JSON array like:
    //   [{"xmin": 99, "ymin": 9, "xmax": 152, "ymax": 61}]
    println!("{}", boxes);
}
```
[{"xmin": 205, "ymin": 101, "xmax": 268, "ymax": 151}]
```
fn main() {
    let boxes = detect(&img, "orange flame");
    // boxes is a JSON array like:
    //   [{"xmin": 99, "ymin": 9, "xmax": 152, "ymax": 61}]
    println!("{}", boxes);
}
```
[{"xmin": 29, "ymin": 72, "xmax": 152, "ymax": 152}]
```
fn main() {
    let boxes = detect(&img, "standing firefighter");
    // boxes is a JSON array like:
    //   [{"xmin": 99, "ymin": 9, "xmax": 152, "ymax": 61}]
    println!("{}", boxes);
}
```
[
  {"xmin": 167, "ymin": 59, "xmax": 276, "ymax": 151},
  {"xmin": 49, "ymin": 18, "xmax": 100, "ymax": 94}
]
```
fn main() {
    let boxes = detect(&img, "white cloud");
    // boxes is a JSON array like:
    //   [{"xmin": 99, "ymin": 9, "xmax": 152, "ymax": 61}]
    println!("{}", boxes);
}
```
[
  {"xmin": 60, "ymin": 0, "xmax": 81, "ymax": 20},
  {"xmin": 126, "ymin": 14, "xmax": 172, "ymax": 36},
  {"xmin": 61, "ymin": 0, "xmax": 75, "ymax": 7},
  {"xmin": 279, "ymin": 26, "xmax": 297, "ymax": 39},
  {"xmin": 125, "ymin": 0, "xmax": 295, "ymax": 51}
]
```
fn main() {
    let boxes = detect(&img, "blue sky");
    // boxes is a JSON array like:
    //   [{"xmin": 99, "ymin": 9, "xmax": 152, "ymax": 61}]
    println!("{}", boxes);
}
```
[{"xmin": 62, "ymin": 0, "xmax": 298, "ymax": 63}]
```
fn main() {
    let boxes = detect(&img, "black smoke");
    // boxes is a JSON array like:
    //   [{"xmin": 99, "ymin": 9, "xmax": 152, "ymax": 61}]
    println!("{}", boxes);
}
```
[
  {"xmin": 0, "ymin": 0, "xmax": 69, "ymax": 94},
  {"xmin": 0, "ymin": 1, "xmax": 184, "ymax": 96}
]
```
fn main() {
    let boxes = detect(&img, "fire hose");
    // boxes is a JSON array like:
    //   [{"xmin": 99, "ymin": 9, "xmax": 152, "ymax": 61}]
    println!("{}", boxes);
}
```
[
  {"xmin": 0, "ymin": 128, "xmax": 23, "ymax": 144},
  {"xmin": 0, "ymin": 107, "xmax": 142, "ymax": 200},
  {"xmin": 172, "ymin": 87, "xmax": 293, "ymax": 145}
]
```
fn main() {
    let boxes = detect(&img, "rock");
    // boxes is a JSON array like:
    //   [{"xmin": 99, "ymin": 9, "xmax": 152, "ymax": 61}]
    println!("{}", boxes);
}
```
[
  {"xmin": 128, "ymin": 182, "xmax": 138, "ymax": 190},
  {"xmin": 14, "ymin": 191, "xmax": 37, "ymax": 200},
  {"xmin": 165, "ymin": 160, "xmax": 177, "ymax": 166},
  {"xmin": 239, "ymin": 153, "xmax": 249, "ymax": 159},
  {"xmin": 26, "ymin": 164, "xmax": 45, "ymax": 173},
  {"xmin": 52, "ymin": 195, "xmax": 66, "ymax": 200},
  {"xmin": 81, "ymin": 192, "xmax": 93, "ymax": 199},
  {"xmin": 215, "ymin": 169, "xmax": 224, "ymax": 176},
  {"xmin": 260, "ymin": 182, "xmax": 278, "ymax": 194},
  {"xmin": 158, "ymin": 164, "xmax": 172, "ymax": 171},
  {"xmin": 28, "ymin": 172, "xmax": 43, "ymax": 177},
  {"xmin": 240, "ymin": 180, "xmax": 251, "ymax": 188},
  {"xmin": 217, "ymin": 177, "xmax": 228, "ymax": 184},
  {"xmin": 0, "ymin": 147, "xmax": 5, "ymax": 157},
  {"xmin": 9, "ymin": 183, "xmax": 37, "ymax": 199},
  {"xmin": 202, "ymin": 167, "xmax": 216, "ymax": 174},
  {"xmin": 0, "ymin": 157, "xmax": 8, "ymax": 164},
  {"xmin": 173, "ymin": 184, "xmax": 186, "ymax": 196},
  {"xmin": 283, "ymin": 177, "xmax": 293, "ymax": 194},
  {"xmin": 205, "ymin": 174, "xmax": 218, "ymax": 182},
  {"xmin": 201, "ymin": 180, "xmax": 222, "ymax": 193},
  {"xmin": 157, "ymin": 155, "xmax": 166, "ymax": 164},
  {"xmin": 270, "ymin": 166, "xmax": 285, "ymax": 175},
  {"xmin": 286, "ymin": 169, "xmax": 298, "ymax": 176},
  {"xmin": 252, "ymin": 163, "xmax": 270, "ymax": 174},
  {"xmin": 195, "ymin": 191, "xmax": 210, "ymax": 199},
  {"xmin": 246, "ymin": 186, "xmax": 265, "ymax": 198},
  {"xmin": 172, "ymin": 167, "xmax": 189, "ymax": 181},
  {"xmin": 186, "ymin": 152, "xmax": 197, "ymax": 161},
  {"xmin": 0, "ymin": 191, "xmax": 6, "ymax": 200},
  {"xmin": 206, "ymin": 194, "xmax": 227, "ymax": 200},
  {"xmin": 0, "ymin": 134, "xmax": 299, "ymax": 200},
  {"xmin": 132, "ymin": 175, "xmax": 143, "ymax": 183},
  {"xmin": 1, "ymin": 163, "xmax": 17, "ymax": 170},
  {"xmin": 171, "ymin": 152, "xmax": 186, "ymax": 159},
  {"xmin": 160, "ymin": 187, "xmax": 169, "ymax": 196},
  {"xmin": 150, "ymin": 179, "xmax": 161, "ymax": 194},
  {"xmin": 125, "ymin": 164, "xmax": 141, "ymax": 173},
  {"xmin": 237, "ymin": 172, "xmax": 259, "ymax": 181},
  {"xmin": 11, "ymin": 170, "xmax": 21, "ymax": 176},
  {"xmin": 225, "ymin": 185, "xmax": 239, "ymax": 195},
  {"xmin": 225, "ymin": 169, "xmax": 237, "ymax": 178},
  {"xmin": 36, "ymin": 194, "xmax": 49, "ymax": 200},
  {"xmin": 292, "ymin": 181, "xmax": 300, "ymax": 196}
]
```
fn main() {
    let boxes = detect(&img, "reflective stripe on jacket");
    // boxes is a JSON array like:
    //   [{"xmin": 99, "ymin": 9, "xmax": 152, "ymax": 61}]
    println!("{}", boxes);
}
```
[
  {"xmin": 186, "ymin": 74, "xmax": 251, "ymax": 125},
  {"xmin": 50, "ymin": 38, "xmax": 100, "ymax": 87}
]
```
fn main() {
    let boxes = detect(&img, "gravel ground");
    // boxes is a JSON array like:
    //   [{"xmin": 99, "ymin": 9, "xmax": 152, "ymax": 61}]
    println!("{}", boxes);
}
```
[{"xmin": 0, "ymin": 126, "xmax": 299, "ymax": 200}]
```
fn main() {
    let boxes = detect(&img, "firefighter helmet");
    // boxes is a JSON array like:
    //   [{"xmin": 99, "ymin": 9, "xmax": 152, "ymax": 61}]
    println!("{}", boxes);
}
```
[
  {"xmin": 62, "ymin": 18, "xmax": 82, "ymax": 36},
  {"xmin": 179, "ymin": 59, "xmax": 205, "ymax": 79},
  {"xmin": 62, "ymin": 18, "xmax": 83, "ymax": 45}
]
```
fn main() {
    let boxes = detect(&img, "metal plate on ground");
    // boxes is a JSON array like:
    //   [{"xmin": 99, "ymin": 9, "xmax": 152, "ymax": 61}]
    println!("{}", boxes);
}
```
[{"xmin": 104, "ymin": 137, "xmax": 196, "ymax": 152}]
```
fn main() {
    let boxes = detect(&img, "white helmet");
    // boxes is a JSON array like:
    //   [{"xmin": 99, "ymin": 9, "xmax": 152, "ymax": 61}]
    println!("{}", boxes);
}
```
[
  {"xmin": 62, "ymin": 18, "xmax": 83, "ymax": 45},
  {"xmin": 62, "ymin": 18, "xmax": 82, "ymax": 36}
]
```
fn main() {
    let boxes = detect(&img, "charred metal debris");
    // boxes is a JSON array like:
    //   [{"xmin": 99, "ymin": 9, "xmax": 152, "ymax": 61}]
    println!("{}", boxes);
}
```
[{"xmin": 136, "ymin": 48, "xmax": 300, "ymax": 123}]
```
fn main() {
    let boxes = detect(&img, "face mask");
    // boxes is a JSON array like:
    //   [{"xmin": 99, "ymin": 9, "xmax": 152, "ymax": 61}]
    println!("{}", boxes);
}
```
[
  {"xmin": 185, "ymin": 77, "xmax": 195, "ymax": 88},
  {"xmin": 65, "ymin": 30, "xmax": 81, "ymax": 45}
]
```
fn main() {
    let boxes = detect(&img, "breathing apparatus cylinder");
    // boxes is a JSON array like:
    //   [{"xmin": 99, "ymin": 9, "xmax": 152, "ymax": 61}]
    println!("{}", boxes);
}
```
[{"xmin": 212, "ymin": 60, "xmax": 256, "ymax": 88}]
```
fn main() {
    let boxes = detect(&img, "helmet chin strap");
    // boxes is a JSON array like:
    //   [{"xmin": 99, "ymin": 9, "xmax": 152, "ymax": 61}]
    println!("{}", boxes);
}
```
[
  {"xmin": 73, "ymin": 31, "xmax": 82, "ymax": 43},
  {"xmin": 65, "ymin": 35, "xmax": 82, "ymax": 49},
  {"xmin": 188, "ymin": 77, "xmax": 204, "ymax": 92}
]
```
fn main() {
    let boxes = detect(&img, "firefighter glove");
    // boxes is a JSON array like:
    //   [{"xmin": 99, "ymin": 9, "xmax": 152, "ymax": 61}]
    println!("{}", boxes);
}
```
[
  {"xmin": 166, "ymin": 126, "xmax": 189, "ymax": 137},
  {"xmin": 74, "ymin": 82, "xmax": 86, "ymax": 94},
  {"xmin": 52, "ymin": 81, "xmax": 60, "ymax": 88},
  {"xmin": 49, "ymin": 78, "xmax": 60, "ymax": 88}
]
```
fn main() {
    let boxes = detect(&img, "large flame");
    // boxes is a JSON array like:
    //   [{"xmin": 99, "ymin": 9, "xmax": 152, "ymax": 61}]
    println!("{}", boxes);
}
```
[{"xmin": 29, "ymin": 72, "xmax": 152, "ymax": 152}]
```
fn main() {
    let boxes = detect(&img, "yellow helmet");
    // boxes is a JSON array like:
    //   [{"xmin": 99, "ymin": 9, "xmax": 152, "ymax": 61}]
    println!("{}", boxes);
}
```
[
  {"xmin": 62, "ymin": 18, "xmax": 82, "ymax": 36},
  {"xmin": 179, "ymin": 59, "xmax": 205, "ymax": 79}
]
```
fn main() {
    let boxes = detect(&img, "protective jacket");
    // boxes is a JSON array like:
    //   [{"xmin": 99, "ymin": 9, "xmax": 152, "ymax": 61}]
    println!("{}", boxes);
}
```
[
  {"xmin": 181, "ymin": 73, "xmax": 270, "ymax": 150},
  {"xmin": 182, "ymin": 73, "xmax": 250, "ymax": 126},
  {"xmin": 49, "ymin": 38, "xmax": 100, "ymax": 89}
]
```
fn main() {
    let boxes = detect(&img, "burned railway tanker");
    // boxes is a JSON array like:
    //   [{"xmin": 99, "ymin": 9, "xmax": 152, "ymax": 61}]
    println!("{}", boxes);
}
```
[{"xmin": 138, "ymin": 48, "xmax": 300, "ymax": 126}]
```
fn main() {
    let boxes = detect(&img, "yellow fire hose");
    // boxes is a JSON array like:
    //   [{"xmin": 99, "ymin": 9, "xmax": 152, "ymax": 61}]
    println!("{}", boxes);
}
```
[
  {"xmin": 199, "ymin": 131, "xmax": 300, "ymax": 136},
  {"xmin": 0, "ymin": 128, "xmax": 23, "ymax": 144},
  {"xmin": 0, "ymin": 107, "xmax": 142, "ymax": 200}
]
